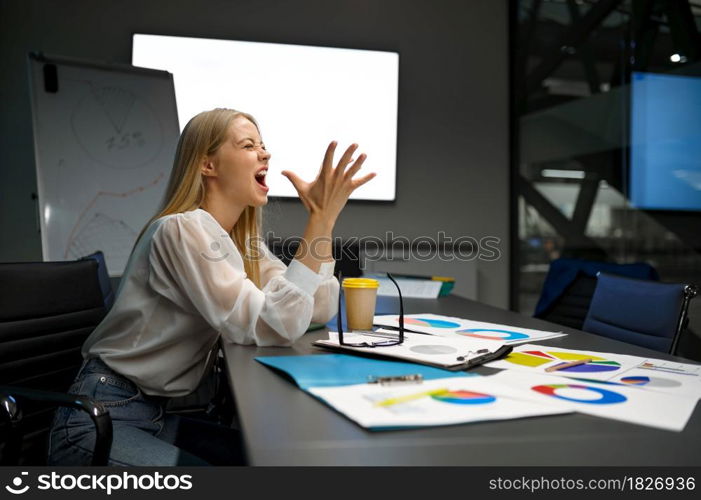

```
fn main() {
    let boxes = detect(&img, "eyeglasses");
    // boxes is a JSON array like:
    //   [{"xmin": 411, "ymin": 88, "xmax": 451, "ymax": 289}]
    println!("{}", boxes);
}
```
[{"xmin": 337, "ymin": 272, "xmax": 404, "ymax": 347}]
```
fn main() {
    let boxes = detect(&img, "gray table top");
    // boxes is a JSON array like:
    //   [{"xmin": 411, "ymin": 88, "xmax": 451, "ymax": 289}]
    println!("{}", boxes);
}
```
[{"xmin": 223, "ymin": 295, "xmax": 701, "ymax": 466}]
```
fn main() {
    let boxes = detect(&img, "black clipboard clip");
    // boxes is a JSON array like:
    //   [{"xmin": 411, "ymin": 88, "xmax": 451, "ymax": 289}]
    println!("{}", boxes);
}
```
[{"xmin": 460, "ymin": 345, "xmax": 513, "ymax": 369}]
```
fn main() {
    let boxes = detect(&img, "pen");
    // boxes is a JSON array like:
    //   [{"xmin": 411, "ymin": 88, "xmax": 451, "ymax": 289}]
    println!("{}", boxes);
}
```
[
  {"xmin": 367, "ymin": 374, "xmax": 423, "ymax": 385},
  {"xmin": 374, "ymin": 387, "xmax": 450, "ymax": 407},
  {"xmin": 545, "ymin": 358, "xmax": 592, "ymax": 372}
]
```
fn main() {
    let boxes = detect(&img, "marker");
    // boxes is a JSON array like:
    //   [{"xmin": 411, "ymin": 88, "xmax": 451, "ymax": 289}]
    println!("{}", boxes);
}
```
[
  {"xmin": 545, "ymin": 359, "xmax": 592, "ymax": 372},
  {"xmin": 374, "ymin": 387, "xmax": 450, "ymax": 407}
]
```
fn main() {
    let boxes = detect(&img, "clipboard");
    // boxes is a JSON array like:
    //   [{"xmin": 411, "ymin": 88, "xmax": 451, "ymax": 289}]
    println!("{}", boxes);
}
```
[{"xmin": 312, "ymin": 336, "xmax": 513, "ymax": 371}]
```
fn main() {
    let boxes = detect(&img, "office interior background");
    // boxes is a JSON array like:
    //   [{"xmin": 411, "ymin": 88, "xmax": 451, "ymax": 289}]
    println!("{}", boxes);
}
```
[{"xmin": 1, "ymin": 0, "xmax": 699, "ymax": 358}]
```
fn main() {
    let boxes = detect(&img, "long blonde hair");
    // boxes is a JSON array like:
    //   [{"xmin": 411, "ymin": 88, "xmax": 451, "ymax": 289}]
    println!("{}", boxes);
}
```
[{"xmin": 141, "ymin": 108, "xmax": 263, "ymax": 287}]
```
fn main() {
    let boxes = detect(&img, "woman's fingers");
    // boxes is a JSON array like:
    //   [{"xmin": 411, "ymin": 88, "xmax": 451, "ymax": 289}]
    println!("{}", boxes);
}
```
[
  {"xmin": 350, "ymin": 172, "xmax": 376, "ymax": 190},
  {"xmin": 343, "ymin": 153, "xmax": 367, "ymax": 180},
  {"xmin": 320, "ymin": 141, "xmax": 337, "ymax": 178},
  {"xmin": 334, "ymin": 143, "xmax": 358, "ymax": 177}
]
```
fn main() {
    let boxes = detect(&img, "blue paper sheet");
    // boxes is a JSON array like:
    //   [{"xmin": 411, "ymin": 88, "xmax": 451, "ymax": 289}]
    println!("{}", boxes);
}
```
[{"xmin": 255, "ymin": 353, "xmax": 474, "ymax": 390}]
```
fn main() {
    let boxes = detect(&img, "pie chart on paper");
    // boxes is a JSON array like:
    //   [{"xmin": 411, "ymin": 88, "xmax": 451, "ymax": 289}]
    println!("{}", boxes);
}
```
[
  {"xmin": 506, "ymin": 350, "xmax": 622, "ymax": 373},
  {"xmin": 619, "ymin": 375, "xmax": 682, "ymax": 388},
  {"xmin": 457, "ymin": 328, "xmax": 529, "ymax": 341},
  {"xmin": 531, "ymin": 384, "xmax": 627, "ymax": 405},
  {"xmin": 404, "ymin": 317, "xmax": 461, "ymax": 329},
  {"xmin": 431, "ymin": 390, "xmax": 496, "ymax": 405}
]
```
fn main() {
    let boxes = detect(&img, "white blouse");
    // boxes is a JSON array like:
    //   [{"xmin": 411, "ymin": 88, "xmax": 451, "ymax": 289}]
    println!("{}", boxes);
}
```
[{"xmin": 82, "ymin": 208, "xmax": 338, "ymax": 397}]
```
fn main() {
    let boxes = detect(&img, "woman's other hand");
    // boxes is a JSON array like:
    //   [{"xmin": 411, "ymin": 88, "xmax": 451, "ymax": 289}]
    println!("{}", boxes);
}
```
[{"xmin": 281, "ymin": 142, "xmax": 375, "ymax": 227}]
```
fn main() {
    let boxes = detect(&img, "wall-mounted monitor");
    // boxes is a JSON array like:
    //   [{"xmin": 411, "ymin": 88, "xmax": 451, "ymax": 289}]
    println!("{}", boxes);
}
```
[
  {"xmin": 132, "ymin": 34, "xmax": 398, "ymax": 201},
  {"xmin": 630, "ymin": 71, "xmax": 701, "ymax": 211}
]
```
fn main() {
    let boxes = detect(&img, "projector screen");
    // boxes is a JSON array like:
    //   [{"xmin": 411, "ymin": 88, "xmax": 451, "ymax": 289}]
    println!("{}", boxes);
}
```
[
  {"xmin": 132, "ymin": 34, "xmax": 398, "ymax": 201},
  {"xmin": 630, "ymin": 71, "xmax": 701, "ymax": 211}
]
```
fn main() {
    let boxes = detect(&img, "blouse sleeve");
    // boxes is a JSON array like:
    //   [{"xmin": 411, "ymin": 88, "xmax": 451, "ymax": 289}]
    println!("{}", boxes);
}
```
[
  {"xmin": 259, "ymin": 246, "xmax": 339, "ymax": 324},
  {"xmin": 148, "ymin": 213, "xmax": 330, "ymax": 346}
]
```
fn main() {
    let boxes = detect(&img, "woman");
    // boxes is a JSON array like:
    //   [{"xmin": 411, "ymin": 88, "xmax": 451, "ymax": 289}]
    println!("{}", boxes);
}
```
[{"xmin": 48, "ymin": 108, "xmax": 375, "ymax": 466}]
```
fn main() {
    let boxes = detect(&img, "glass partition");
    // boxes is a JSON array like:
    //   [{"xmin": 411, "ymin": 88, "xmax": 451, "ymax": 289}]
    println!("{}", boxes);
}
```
[{"xmin": 513, "ymin": 0, "xmax": 701, "ymax": 358}]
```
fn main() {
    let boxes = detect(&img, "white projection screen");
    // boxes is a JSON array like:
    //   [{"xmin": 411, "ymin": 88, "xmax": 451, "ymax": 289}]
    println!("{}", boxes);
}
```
[{"xmin": 132, "ymin": 34, "xmax": 398, "ymax": 200}]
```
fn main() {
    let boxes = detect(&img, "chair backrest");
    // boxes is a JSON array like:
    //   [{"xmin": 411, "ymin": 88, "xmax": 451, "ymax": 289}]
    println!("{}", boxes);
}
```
[
  {"xmin": 534, "ymin": 258, "xmax": 659, "ymax": 330},
  {"xmin": 0, "ymin": 259, "xmax": 107, "ymax": 464},
  {"xmin": 80, "ymin": 250, "xmax": 115, "ymax": 311},
  {"xmin": 582, "ymin": 273, "xmax": 697, "ymax": 354}
]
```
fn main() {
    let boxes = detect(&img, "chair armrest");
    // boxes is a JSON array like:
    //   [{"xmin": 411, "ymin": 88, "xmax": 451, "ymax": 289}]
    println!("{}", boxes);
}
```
[{"xmin": 0, "ymin": 385, "xmax": 112, "ymax": 466}]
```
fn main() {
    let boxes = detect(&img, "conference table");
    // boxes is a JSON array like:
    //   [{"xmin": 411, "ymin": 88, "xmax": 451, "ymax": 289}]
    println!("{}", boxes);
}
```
[{"xmin": 222, "ymin": 295, "xmax": 701, "ymax": 466}]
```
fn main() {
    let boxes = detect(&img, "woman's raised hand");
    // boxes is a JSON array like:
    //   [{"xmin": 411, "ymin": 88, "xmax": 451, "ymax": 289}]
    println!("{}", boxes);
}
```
[{"xmin": 281, "ymin": 142, "xmax": 375, "ymax": 226}]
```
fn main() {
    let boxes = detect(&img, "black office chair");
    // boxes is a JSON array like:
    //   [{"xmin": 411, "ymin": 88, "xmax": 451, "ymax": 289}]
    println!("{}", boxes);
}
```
[
  {"xmin": 534, "ymin": 258, "xmax": 659, "ymax": 330},
  {"xmin": 582, "ymin": 272, "xmax": 698, "ymax": 354},
  {"xmin": 80, "ymin": 250, "xmax": 116, "ymax": 311},
  {"xmin": 0, "ymin": 260, "xmax": 113, "ymax": 465}
]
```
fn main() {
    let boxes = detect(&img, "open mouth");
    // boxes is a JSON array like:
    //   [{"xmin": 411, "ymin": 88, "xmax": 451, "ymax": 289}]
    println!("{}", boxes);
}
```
[{"xmin": 255, "ymin": 168, "xmax": 268, "ymax": 188}]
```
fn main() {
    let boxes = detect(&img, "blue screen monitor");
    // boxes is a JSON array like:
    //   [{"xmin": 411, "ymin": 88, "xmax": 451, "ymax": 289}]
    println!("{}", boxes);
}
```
[{"xmin": 630, "ymin": 71, "xmax": 701, "ymax": 211}]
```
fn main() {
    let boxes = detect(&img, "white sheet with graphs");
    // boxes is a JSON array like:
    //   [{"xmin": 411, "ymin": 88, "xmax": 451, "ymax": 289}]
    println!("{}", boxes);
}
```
[
  {"xmin": 486, "ymin": 344, "xmax": 701, "ymax": 396},
  {"xmin": 373, "ymin": 313, "xmax": 567, "ymax": 344},
  {"xmin": 488, "ymin": 370, "xmax": 699, "ymax": 432},
  {"xmin": 308, "ymin": 376, "xmax": 569, "ymax": 430},
  {"xmin": 485, "ymin": 344, "xmax": 642, "ymax": 381}
]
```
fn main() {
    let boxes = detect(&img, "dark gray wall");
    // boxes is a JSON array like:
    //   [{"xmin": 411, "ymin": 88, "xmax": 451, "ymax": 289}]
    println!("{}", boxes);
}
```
[{"xmin": 0, "ymin": 0, "xmax": 510, "ymax": 307}]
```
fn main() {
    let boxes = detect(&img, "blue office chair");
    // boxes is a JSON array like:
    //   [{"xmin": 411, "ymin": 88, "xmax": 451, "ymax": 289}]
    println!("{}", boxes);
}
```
[
  {"xmin": 582, "ymin": 273, "xmax": 698, "ymax": 354},
  {"xmin": 534, "ymin": 258, "xmax": 659, "ymax": 330}
]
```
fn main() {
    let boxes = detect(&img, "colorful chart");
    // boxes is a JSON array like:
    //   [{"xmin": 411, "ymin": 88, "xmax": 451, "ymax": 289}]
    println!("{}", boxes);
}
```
[
  {"xmin": 619, "ymin": 376, "xmax": 682, "ymax": 389},
  {"xmin": 639, "ymin": 361, "xmax": 701, "ymax": 376},
  {"xmin": 405, "ymin": 317, "xmax": 461, "ymax": 329},
  {"xmin": 457, "ymin": 328, "xmax": 529, "ymax": 341},
  {"xmin": 506, "ymin": 350, "xmax": 621, "ymax": 373},
  {"xmin": 532, "ymin": 384, "xmax": 627, "ymax": 405},
  {"xmin": 431, "ymin": 390, "xmax": 496, "ymax": 405}
]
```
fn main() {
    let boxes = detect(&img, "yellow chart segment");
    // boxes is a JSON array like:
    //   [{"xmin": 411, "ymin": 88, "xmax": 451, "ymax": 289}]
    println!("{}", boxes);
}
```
[
  {"xmin": 550, "ymin": 352, "xmax": 607, "ymax": 362},
  {"xmin": 506, "ymin": 352, "xmax": 551, "ymax": 367},
  {"xmin": 506, "ymin": 351, "xmax": 608, "ymax": 367}
]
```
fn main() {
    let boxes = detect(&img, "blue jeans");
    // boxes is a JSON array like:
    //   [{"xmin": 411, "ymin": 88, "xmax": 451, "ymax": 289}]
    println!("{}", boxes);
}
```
[{"xmin": 48, "ymin": 357, "xmax": 244, "ymax": 466}]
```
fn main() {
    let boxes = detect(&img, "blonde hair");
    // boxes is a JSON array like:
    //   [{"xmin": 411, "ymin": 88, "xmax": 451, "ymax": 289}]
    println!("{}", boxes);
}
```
[{"xmin": 140, "ymin": 108, "xmax": 263, "ymax": 287}]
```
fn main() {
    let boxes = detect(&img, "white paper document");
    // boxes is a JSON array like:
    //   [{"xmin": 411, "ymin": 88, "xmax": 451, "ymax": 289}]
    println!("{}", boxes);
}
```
[
  {"xmin": 485, "ymin": 344, "xmax": 644, "ymax": 381},
  {"xmin": 373, "ymin": 313, "xmax": 566, "ymax": 344},
  {"xmin": 314, "ymin": 330, "xmax": 505, "ymax": 370},
  {"xmin": 376, "ymin": 277, "xmax": 443, "ymax": 299},
  {"xmin": 636, "ymin": 359, "xmax": 701, "ymax": 377},
  {"xmin": 308, "ymin": 376, "xmax": 570, "ymax": 430},
  {"xmin": 488, "ymin": 370, "xmax": 699, "ymax": 432},
  {"xmin": 606, "ymin": 362, "xmax": 701, "ymax": 400}
]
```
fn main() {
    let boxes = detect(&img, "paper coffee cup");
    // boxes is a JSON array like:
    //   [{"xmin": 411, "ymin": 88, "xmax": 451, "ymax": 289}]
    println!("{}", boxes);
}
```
[{"xmin": 342, "ymin": 278, "xmax": 379, "ymax": 331}]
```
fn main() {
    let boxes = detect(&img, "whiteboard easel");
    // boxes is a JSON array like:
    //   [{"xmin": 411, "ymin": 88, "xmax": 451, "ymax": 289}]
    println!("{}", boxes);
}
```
[{"xmin": 28, "ymin": 53, "xmax": 179, "ymax": 275}]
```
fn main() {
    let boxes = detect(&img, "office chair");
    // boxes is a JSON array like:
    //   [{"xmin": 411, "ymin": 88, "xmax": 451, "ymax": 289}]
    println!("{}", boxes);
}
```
[
  {"xmin": 0, "ymin": 260, "xmax": 113, "ymax": 465},
  {"xmin": 534, "ymin": 258, "xmax": 659, "ymax": 330},
  {"xmin": 582, "ymin": 272, "xmax": 698, "ymax": 354},
  {"xmin": 80, "ymin": 250, "xmax": 115, "ymax": 311}
]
